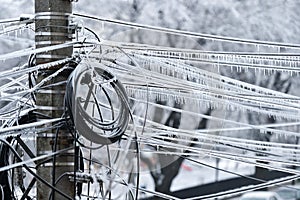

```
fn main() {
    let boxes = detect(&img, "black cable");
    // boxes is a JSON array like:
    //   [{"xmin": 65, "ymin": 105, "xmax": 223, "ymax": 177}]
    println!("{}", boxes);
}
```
[
  {"xmin": 0, "ymin": 137, "xmax": 13, "ymax": 200},
  {"xmin": 50, "ymin": 127, "xmax": 60, "ymax": 200},
  {"xmin": 65, "ymin": 61, "xmax": 129, "ymax": 144},
  {"xmin": 28, "ymin": 54, "xmax": 37, "ymax": 103},
  {"xmin": 84, "ymin": 27, "xmax": 101, "ymax": 42},
  {"xmin": 74, "ymin": 155, "xmax": 136, "ymax": 199},
  {"xmin": 0, "ymin": 138, "xmax": 73, "ymax": 200},
  {"xmin": 73, "ymin": 13, "xmax": 300, "ymax": 49},
  {"xmin": 0, "ymin": 18, "xmax": 20, "ymax": 24},
  {"xmin": 49, "ymin": 172, "xmax": 70, "ymax": 200}
]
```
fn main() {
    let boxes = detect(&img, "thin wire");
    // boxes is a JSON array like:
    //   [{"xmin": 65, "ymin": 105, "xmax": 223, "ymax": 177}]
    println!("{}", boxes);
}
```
[
  {"xmin": 108, "ymin": 98, "xmax": 300, "ymax": 155},
  {"xmin": 135, "ymin": 125, "xmax": 300, "ymax": 151},
  {"xmin": 130, "ymin": 97, "xmax": 300, "ymax": 137},
  {"xmin": 139, "ymin": 138, "xmax": 300, "ymax": 168},
  {"xmin": 148, "ymin": 135, "xmax": 284, "ymax": 158},
  {"xmin": 139, "ymin": 141, "xmax": 300, "ymax": 176},
  {"xmin": 0, "ymin": 118, "xmax": 63, "ymax": 135},
  {"xmin": 108, "ymin": 53, "xmax": 300, "ymax": 101},
  {"xmin": 0, "ymin": 17, "xmax": 20, "ymax": 24},
  {"xmin": 0, "ymin": 58, "xmax": 71, "ymax": 80},
  {"xmin": 126, "ymin": 53, "xmax": 300, "ymax": 105},
  {"xmin": 188, "ymin": 175, "xmax": 300, "ymax": 200},
  {"xmin": 109, "ymin": 58, "xmax": 300, "ymax": 118},
  {"xmin": 0, "ymin": 42, "xmax": 78, "ymax": 61},
  {"xmin": 82, "ymin": 97, "xmax": 300, "ymax": 152},
  {"xmin": 133, "ymin": 51, "xmax": 300, "ymax": 73},
  {"xmin": 73, "ymin": 156, "xmax": 136, "ymax": 199},
  {"xmin": 0, "ymin": 184, "xmax": 3, "ymax": 200},
  {"xmin": 50, "ymin": 127, "xmax": 60, "ymax": 200},
  {"xmin": 0, "ymin": 138, "xmax": 73, "ymax": 200},
  {"xmin": 146, "ymin": 145, "xmax": 293, "ymax": 198},
  {"xmin": 97, "ymin": 49, "xmax": 300, "ymax": 107},
  {"xmin": 100, "ymin": 40, "xmax": 300, "ymax": 56},
  {"xmin": 115, "ymin": 48, "xmax": 148, "ymax": 199},
  {"xmin": 73, "ymin": 13, "xmax": 300, "ymax": 49}
]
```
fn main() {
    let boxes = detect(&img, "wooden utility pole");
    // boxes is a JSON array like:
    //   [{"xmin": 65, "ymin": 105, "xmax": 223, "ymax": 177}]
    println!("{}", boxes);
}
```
[{"xmin": 35, "ymin": 0, "xmax": 76, "ymax": 199}]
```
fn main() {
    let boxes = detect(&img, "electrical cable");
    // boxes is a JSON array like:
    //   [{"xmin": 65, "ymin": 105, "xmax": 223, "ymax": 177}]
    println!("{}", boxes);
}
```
[
  {"xmin": 133, "ymin": 50, "xmax": 300, "ymax": 74},
  {"xmin": 101, "ymin": 57, "xmax": 300, "ymax": 120},
  {"xmin": 99, "ymin": 51, "xmax": 300, "ymax": 102},
  {"xmin": 73, "ymin": 13, "xmax": 300, "ymax": 49},
  {"xmin": 0, "ymin": 18, "xmax": 20, "ymax": 24},
  {"xmin": 2, "ymin": 10, "xmax": 300, "ymax": 199},
  {"xmin": 65, "ymin": 60, "xmax": 130, "ymax": 144},
  {"xmin": 0, "ymin": 42, "xmax": 77, "ymax": 61},
  {"xmin": 134, "ymin": 125, "xmax": 300, "ymax": 155},
  {"xmin": 130, "ymin": 97, "xmax": 300, "ymax": 137},
  {"xmin": 0, "ymin": 139, "xmax": 73, "ymax": 200},
  {"xmin": 50, "ymin": 126, "xmax": 60, "ymax": 200},
  {"xmin": 187, "ymin": 174, "xmax": 300, "ymax": 200},
  {"xmin": 0, "ymin": 185, "xmax": 3, "ymax": 200},
  {"xmin": 99, "ymin": 40, "xmax": 300, "ymax": 56}
]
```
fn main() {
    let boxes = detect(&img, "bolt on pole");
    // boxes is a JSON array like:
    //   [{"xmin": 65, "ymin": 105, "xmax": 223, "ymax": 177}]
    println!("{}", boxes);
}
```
[{"xmin": 35, "ymin": 0, "xmax": 76, "ymax": 199}]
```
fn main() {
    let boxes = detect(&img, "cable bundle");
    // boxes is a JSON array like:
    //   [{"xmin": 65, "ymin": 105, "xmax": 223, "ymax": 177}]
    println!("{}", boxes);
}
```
[{"xmin": 65, "ymin": 60, "xmax": 130, "ymax": 144}]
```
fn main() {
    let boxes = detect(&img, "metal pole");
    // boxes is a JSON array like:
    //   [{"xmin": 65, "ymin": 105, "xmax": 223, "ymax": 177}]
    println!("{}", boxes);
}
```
[{"xmin": 35, "ymin": 1, "xmax": 76, "ymax": 199}]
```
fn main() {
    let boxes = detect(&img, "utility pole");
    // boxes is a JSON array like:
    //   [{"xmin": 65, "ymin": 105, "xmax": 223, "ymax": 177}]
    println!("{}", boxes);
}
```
[{"xmin": 35, "ymin": 0, "xmax": 76, "ymax": 199}]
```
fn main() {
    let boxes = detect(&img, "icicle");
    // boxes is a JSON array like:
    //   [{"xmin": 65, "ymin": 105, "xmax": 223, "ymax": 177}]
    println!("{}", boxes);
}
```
[
  {"xmin": 277, "ymin": 47, "xmax": 281, "ymax": 53},
  {"xmin": 256, "ymin": 45, "xmax": 260, "ymax": 52}
]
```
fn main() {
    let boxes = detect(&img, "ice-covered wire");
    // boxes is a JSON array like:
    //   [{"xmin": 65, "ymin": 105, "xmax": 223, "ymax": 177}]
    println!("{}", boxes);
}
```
[
  {"xmin": 74, "ymin": 13, "xmax": 300, "ymax": 49},
  {"xmin": 133, "ymin": 50, "xmax": 300, "ymax": 74},
  {"xmin": 80, "ymin": 93, "xmax": 300, "ymax": 157},
  {"xmin": 115, "ymin": 86, "xmax": 300, "ymax": 136},
  {"xmin": 0, "ymin": 118, "xmax": 63, "ymax": 135},
  {"xmin": 128, "ymin": 53, "xmax": 300, "ymax": 102},
  {"xmin": 0, "ymin": 14, "xmax": 34, "ymax": 25},
  {"xmin": 0, "ymin": 58, "xmax": 71, "ymax": 80},
  {"xmin": 147, "ymin": 137, "xmax": 300, "ymax": 165},
  {"xmin": 112, "ymin": 144, "xmax": 298, "ymax": 199},
  {"xmin": 0, "ymin": 41, "xmax": 78, "ymax": 61},
  {"xmin": 100, "ymin": 56, "xmax": 300, "ymax": 119},
  {"xmin": 92, "ymin": 59, "xmax": 297, "ymax": 136},
  {"xmin": 88, "ymin": 39, "xmax": 300, "ymax": 76},
  {"xmin": 142, "ymin": 133, "xmax": 299, "ymax": 158},
  {"xmin": 0, "ymin": 64, "xmax": 69, "ymax": 126},
  {"xmin": 0, "ymin": 18, "xmax": 20, "ymax": 24},
  {"xmin": 132, "ymin": 123, "xmax": 300, "ymax": 150},
  {"xmin": 126, "ymin": 80, "xmax": 297, "ymax": 119},
  {"xmin": 100, "ymin": 40, "xmax": 300, "ymax": 56},
  {"xmin": 129, "ymin": 96, "xmax": 300, "ymax": 137},
  {"xmin": 0, "ymin": 24, "xmax": 32, "ymax": 37},
  {"xmin": 0, "ymin": 75, "xmax": 28, "ymax": 95},
  {"xmin": 85, "ymin": 43, "xmax": 300, "ymax": 114},
  {"xmin": 91, "ymin": 43, "xmax": 300, "ymax": 102},
  {"xmin": 125, "ymin": 85, "xmax": 300, "ymax": 120},
  {"xmin": 187, "ymin": 175, "xmax": 300, "ymax": 200},
  {"xmin": 139, "ymin": 137, "xmax": 300, "ymax": 174}
]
